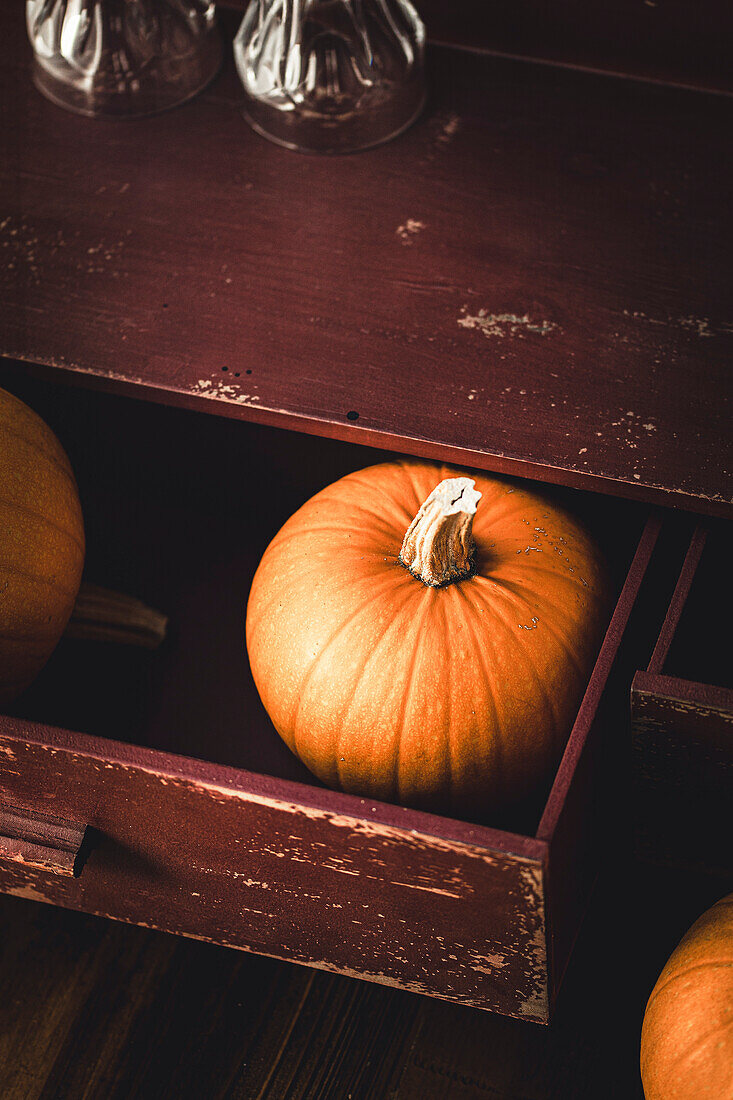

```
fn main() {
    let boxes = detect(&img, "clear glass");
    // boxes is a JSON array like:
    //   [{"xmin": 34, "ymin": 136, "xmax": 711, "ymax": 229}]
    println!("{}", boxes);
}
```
[
  {"xmin": 234, "ymin": 0, "xmax": 426, "ymax": 153},
  {"xmin": 26, "ymin": 0, "xmax": 222, "ymax": 118}
]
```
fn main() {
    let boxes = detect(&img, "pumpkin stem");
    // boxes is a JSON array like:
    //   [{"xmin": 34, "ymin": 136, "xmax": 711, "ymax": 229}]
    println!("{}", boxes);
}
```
[
  {"xmin": 65, "ymin": 583, "xmax": 168, "ymax": 649},
  {"xmin": 399, "ymin": 477, "xmax": 481, "ymax": 587}
]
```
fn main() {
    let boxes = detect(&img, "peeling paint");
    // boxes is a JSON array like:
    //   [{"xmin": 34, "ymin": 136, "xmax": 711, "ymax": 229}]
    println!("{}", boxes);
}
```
[
  {"xmin": 6, "ymin": 884, "xmax": 52, "ymax": 904},
  {"xmin": 470, "ymin": 951, "xmax": 508, "ymax": 970},
  {"xmin": 1, "ymin": 737, "xmax": 549, "ymax": 1020},
  {"xmin": 458, "ymin": 308, "xmax": 559, "ymax": 339},
  {"xmin": 437, "ymin": 113, "xmax": 460, "ymax": 145},
  {"xmin": 192, "ymin": 379, "xmax": 261, "ymax": 405},
  {"xmin": 623, "ymin": 308, "xmax": 732, "ymax": 338},
  {"xmin": 390, "ymin": 881, "xmax": 462, "ymax": 899},
  {"xmin": 422, "ymin": 111, "xmax": 462, "ymax": 164},
  {"xmin": 396, "ymin": 219, "xmax": 425, "ymax": 245}
]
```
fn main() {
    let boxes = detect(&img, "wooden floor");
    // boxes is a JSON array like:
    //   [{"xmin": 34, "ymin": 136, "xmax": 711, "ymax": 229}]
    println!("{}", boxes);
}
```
[{"xmin": 0, "ymin": 858, "xmax": 725, "ymax": 1099}]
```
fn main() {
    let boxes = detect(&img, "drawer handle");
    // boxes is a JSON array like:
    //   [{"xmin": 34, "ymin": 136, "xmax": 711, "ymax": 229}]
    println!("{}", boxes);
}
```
[{"xmin": 0, "ymin": 806, "xmax": 90, "ymax": 878}]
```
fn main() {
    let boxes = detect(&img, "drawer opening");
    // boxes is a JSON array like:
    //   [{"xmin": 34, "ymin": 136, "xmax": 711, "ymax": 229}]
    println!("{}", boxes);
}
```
[
  {"xmin": 2, "ymin": 370, "xmax": 649, "ymax": 839},
  {"xmin": 652, "ymin": 524, "xmax": 732, "ymax": 691}
]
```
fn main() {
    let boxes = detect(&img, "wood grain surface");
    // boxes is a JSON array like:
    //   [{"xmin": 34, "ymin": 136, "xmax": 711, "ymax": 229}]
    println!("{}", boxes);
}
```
[
  {"xmin": 2, "ymin": 11, "xmax": 731, "ymax": 516},
  {"xmin": 0, "ymin": 806, "xmax": 88, "ymax": 878},
  {"xmin": 0, "ymin": 857, "xmax": 726, "ymax": 1099},
  {"xmin": 217, "ymin": 0, "xmax": 733, "ymax": 95},
  {"xmin": 0, "ymin": 713, "xmax": 549, "ymax": 1021}
]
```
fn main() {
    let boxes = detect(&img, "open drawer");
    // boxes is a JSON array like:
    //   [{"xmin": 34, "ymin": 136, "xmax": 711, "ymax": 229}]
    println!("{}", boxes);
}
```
[
  {"xmin": 0, "ymin": 371, "xmax": 690, "ymax": 1023},
  {"xmin": 632, "ymin": 524, "xmax": 733, "ymax": 879}
]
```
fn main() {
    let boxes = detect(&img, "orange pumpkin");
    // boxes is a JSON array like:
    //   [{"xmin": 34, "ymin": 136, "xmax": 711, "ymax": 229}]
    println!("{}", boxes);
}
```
[
  {"xmin": 246, "ymin": 460, "xmax": 611, "ymax": 819},
  {"xmin": 0, "ymin": 387, "xmax": 85, "ymax": 704},
  {"xmin": 641, "ymin": 893, "xmax": 733, "ymax": 1100}
]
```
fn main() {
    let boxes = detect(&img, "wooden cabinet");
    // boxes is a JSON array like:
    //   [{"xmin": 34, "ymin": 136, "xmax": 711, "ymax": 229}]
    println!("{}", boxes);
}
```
[{"xmin": 1, "ymin": 5, "xmax": 730, "ymax": 1023}]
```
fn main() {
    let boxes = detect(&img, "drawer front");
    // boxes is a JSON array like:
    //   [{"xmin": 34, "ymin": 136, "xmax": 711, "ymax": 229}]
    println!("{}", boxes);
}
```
[
  {"xmin": 0, "ymin": 723, "xmax": 548, "ymax": 1022},
  {"xmin": 632, "ymin": 525, "xmax": 733, "ymax": 878}
]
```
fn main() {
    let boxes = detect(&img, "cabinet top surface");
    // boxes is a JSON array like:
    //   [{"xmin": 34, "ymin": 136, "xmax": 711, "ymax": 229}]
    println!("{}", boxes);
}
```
[{"xmin": 1, "ymin": 12, "xmax": 731, "ymax": 516}]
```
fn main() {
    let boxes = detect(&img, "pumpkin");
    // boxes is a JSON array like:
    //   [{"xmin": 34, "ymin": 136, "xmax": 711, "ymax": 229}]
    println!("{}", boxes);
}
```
[
  {"xmin": 246, "ymin": 460, "xmax": 611, "ymax": 819},
  {"xmin": 0, "ymin": 387, "xmax": 85, "ymax": 704},
  {"xmin": 640, "ymin": 893, "xmax": 733, "ymax": 1100}
]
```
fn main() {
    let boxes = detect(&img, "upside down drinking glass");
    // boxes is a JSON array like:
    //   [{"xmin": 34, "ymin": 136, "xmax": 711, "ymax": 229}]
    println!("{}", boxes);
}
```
[
  {"xmin": 233, "ymin": 0, "xmax": 426, "ymax": 153},
  {"xmin": 26, "ymin": 0, "xmax": 222, "ymax": 118}
]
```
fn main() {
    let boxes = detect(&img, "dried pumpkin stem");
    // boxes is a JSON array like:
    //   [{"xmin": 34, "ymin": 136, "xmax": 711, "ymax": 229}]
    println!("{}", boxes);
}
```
[
  {"xmin": 65, "ymin": 583, "xmax": 168, "ymax": 649},
  {"xmin": 399, "ymin": 477, "xmax": 482, "ymax": 587}
]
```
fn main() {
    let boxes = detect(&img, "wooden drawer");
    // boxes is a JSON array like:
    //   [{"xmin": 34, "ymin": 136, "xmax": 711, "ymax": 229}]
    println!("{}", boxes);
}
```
[
  {"xmin": 0, "ymin": 374, "xmax": 688, "ymax": 1023},
  {"xmin": 632, "ymin": 525, "xmax": 733, "ymax": 879}
]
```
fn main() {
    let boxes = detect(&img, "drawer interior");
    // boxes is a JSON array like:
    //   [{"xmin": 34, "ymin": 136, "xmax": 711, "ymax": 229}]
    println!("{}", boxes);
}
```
[
  {"xmin": 1, "ymin": 369, "xmax": 650, "ymax": 832},
  {"xmin": 659, "ymin": 527, "xmax": 731, "ymax": 690}
]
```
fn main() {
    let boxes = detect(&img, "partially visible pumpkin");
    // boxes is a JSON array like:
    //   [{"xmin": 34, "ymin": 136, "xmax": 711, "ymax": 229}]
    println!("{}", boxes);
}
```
[
  {"xmin": 0, "ymin": 387, "xmax": 85, "ymax": 704},
  {"xmin": 641, "ymin": 893, "xmax": 733, "ymax": 1100},
  {"xmin": 246, "ymin": 460, "xmax": 611, "ymax": 820}
]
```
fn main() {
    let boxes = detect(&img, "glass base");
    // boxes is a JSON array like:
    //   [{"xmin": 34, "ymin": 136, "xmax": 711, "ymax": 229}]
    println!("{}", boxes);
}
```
[
  {"xmin": 234, "ymin": 0, "xmax": 426, "ymax": 154},
  {"xmin": 241, "ymin": 84, "xmax": 426, "ymax": 154},
  {"xmin": 27, "ymin": 1, "xmax": 222, "ymax": 119}
]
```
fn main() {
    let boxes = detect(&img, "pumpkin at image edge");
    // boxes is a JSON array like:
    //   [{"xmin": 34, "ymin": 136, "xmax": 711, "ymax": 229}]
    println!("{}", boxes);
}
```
[
  {"xmin": 640, "ymin": 893, "xmax": 733, "ymax": 1100},
  {"xmin": 246, "ymin": 460, "xmax": 612, "ymax": 822},
  {"xmin": 0, "ymin": 386, "xmax": 85, "ymax": 705}
]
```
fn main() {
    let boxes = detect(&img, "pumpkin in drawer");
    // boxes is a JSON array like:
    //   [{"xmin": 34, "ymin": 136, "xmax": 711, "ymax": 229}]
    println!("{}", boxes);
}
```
[
  {"xmin": 0, "ymin": 387, "xmax": 85, "ymax": 704},
  {"xmin": 246, "ymin": 461, "xmax": 611, "ymax": 820},
  {"xmin": 640, "ymin": 893, "xmax": 733, "ymax": 1100}
]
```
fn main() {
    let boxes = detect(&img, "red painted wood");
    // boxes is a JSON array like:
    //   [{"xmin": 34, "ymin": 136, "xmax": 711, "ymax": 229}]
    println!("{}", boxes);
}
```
[
  {"xmin": 0, "ymin": 806, "xmax": 87, "ymax": 878},
  {"xmin": 633, "ymin": 671, "xmax": 733, "ymax": 721},
  {"xmin": 647, "ymin": 526, "xmax": 708, "ymax": 674},
  {"xmin": 0, "ymin": 719, "xmax": 549, "ymax": 1020},
  {"xmin": 538, "ymin": 513, "xmax": 690, "ymax": 998},
  {"xmin": 632, "ymin": 672, "xmax": 733, "ymax": 877},
  {"xmin": 415, "ymin": 0, "xmax": 733, "ymax": 96},
  {"xmin": 2, "ymin": 12, "xmax": 732, "ymax": 516},
  {"xmin": 0, "ymin": 712, "xmax": 545, "ymax": 865},
  {"xmin": 218, "ymin": 0, "xmax": 733, "ymax": 95},
  {"xmin": 658, "ymin": 523, "xmax": 733, "ymax": 690},
  {"xmin": 632, "ymin": 522, "xmax": 733, "ymax": 877},
  {"xmin": 537, "ymin": 514, "xmax": 663, "ymax": 841}
]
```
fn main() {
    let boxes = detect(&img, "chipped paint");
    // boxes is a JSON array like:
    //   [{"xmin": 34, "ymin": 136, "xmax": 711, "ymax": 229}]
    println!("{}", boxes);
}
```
[
  {"xmin": 72, "ymin": 761, "xmax": 523, "ymax": 867},
  {"xmin": 469, "ymin": 951, "xmax": 508, "ymax": 970},
  {"xmin": 437, "ymin": 113, "xmax": 460, "ymax": 145},
  {"xmin": 422, "ymin": 111, "xmax": 462, "ymax": 164},
  {"xmin": 623, "ymin": 309, "xmax": 732, "ymax": 338},
  {"xmin": 192, "ymin": 379, "xmax": 261, "ymax": 405},
  {"xmin": 390, "ymin": 881, "xmax": 462, "ymax": 899},
  {"xmin": 458, "ymin": 308, "xmax": 559, "ymax": 339},
  {"xmin": 396, "ymin": 219, "xmax": 425, "ymax": 245},
  {"xmin": 6, "ymin": 884, "xmax": 53, "ymax": 904},
  {"xmin": 78, "ymin": 910, "xmax": 545, "ymax": 1018},
  {"xmin": 637, "ymin": 694, "xmax": 733, "ymax": 725},
  {"xmin": 1, "ymin": 214, "xmax": 128, "ymax": 282},
  {"xmin": 1, "ymin": 735, "xmax": 549, "ymax": 1020},
  {"xmin": 515, "ymin": 863, "xmax": 548, "ymax": 1017},
  {"xmin": 0, "ymin": 745, "xmax": 16, "ymax": 759},
  {"xmin": 678, "ymin": 315, "xmax": 714, "ymax": 338}
]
